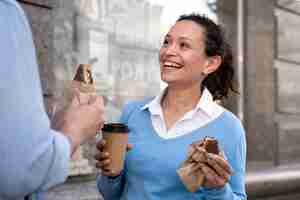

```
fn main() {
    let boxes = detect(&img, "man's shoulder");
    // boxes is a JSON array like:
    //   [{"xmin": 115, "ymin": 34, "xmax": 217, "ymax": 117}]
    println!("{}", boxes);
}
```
[
  {"xmin": 0, "ymin": 0, "xmax": 28, "ymax": 27},
  {"xmin": 0, "ymin": 0, "xmax": 24, "ymax": 16},
  {"xmin": 0, "ymin": 0, "xmax": 18, "ymax": 7}
]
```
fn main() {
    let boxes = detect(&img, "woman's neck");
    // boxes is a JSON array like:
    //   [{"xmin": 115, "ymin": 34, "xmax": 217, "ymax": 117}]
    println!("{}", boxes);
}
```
[
  {"xmin": 162, "ymin": 84, "xmax": 202, "ymax": 113},
  {"xmin": 160, "ymin": 84, "xmax": 202, "ymax": 130}
]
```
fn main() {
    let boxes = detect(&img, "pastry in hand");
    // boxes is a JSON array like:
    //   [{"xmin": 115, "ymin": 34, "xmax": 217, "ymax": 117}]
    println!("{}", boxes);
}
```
[
  {"xmin": 177, "ymin": 137, "xmax": 220, "ymax": 192},
  {"xmin": 189, "ymin": 137, "xmax": 219, "ymax": 162},
  {"xmin": 73, "ymin": 64, "xmax": 96, "ymax": 93},
  {"xmin": 202, "ymin": 137, "xmax": 219, "ymax": 155},
  {"xmin": 73, "ymin": 64, "xmax": 94, "ymax": 84}
]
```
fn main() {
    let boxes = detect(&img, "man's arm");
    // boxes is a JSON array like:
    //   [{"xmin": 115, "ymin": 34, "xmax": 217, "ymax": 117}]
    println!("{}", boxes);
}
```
[{"xmin": 0, "ymin": 1, "xmax": 71, "ymax": 198}]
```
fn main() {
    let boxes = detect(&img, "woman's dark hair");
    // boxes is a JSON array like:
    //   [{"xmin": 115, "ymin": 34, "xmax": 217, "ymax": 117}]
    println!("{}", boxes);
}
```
[{"xmin": 177, "ymin": 13, "xmax": 238, "ymax": 100}]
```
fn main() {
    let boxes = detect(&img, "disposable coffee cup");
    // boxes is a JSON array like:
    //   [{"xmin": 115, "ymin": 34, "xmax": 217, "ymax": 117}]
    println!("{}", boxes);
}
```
[{"xmin": 101, "ymin": 123, "xmax": 129, "ymax": 176}]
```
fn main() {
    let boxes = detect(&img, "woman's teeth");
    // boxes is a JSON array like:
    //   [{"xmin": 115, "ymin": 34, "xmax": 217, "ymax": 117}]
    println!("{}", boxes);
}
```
[{"xmin": 164, "ymin": 61, "xmax": 182, "ymax": 68}]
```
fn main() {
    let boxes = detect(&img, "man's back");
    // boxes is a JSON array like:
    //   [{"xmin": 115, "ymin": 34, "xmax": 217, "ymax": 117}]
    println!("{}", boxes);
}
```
[{"xmin": 0, "ymin": 1, "xmax": 71, "ymax": 198}]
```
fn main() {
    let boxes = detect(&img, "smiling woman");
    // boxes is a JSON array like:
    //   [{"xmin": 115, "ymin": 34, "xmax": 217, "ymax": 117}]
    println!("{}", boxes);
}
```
[
  {"xmin": 159, "ymin": 19, "xmax": 213, "ymax": 89},
  {"xmin": 146, "ymin": 0, "xmax": 217, "ymax": 90},
  {"xmin": 96, "ymin": 13, "xmax": 246, "ymax": 200},
  {"xmin": 160, "ymin": 15, "xmax": 236, "ymax": 100}
]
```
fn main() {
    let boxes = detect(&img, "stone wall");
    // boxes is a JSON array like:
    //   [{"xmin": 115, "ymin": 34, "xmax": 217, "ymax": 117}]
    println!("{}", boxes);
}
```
[
  {"xmin": 218, "ymin": 0, "xmax": 300, "ymax": 167},
  {"xmin": 218, "ymin": 0, "xmax": 278, "ymax": 168},
  {"xmin": 17, "ymin": 0, "xmax": 55, "ymax": 115},
  {"xmin": 275, "ymin": 1, "xmax": 300, "ymax": 165},
  {"xmin": 250, "ymin": 193, "xmax": 300, "ymax": 200},
  {"xmin": 217, "ymin": 0, "xmax": 238, "ymax": 115},
  {"xmin": 245, "ymin": 0, "xmax": 277, "ymax": 164},
  {"xmin": 218, "ymin": 1, "xmax": 300, "ymax": 199}
]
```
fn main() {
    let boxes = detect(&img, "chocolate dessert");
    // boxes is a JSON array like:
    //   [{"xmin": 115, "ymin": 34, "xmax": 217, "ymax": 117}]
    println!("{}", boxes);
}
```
[
  {"xmin": 177, "ymin": 137, "xmax": 220, "ymax": 192},
  {"xmin": 72, "ymin": 64, "xmax": 96, "ymax": 93},
  {"xmin": 73, "ymin": 64, "xmax": 94, "ymax": 84},
  {"xmin": 202, "ymin": 137, "xmax": 219, "ymax": 155}
]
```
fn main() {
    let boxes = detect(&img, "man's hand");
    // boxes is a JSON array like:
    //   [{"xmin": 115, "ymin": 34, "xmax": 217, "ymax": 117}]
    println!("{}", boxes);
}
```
[{"xmin": 51, "ymin": 90, "xmax": 104, "ymax": 156}]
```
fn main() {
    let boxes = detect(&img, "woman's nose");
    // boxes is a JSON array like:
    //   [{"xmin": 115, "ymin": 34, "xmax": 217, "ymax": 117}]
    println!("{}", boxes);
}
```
[{"xmin": 165, "ymin": 44, "xmax": 178, "ymax": 56}]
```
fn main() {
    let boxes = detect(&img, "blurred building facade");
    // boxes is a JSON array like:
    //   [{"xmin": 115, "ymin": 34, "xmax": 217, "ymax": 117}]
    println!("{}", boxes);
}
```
[
  {"xmin": 218, "ymin": 0, "xmax": 300, "ymax": 168},
  {"xmin": 218, "ymin": 0, "xmax": 300, "ymax": 199},
  {"xmin": 16, "ymin": 0, "xmax": 300, "ymax": 199}
]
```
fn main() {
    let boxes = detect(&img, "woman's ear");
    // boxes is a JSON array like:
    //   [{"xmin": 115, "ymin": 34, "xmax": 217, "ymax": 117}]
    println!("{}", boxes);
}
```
[{"xmin": 203, "ymin": 55, "xmax": 222, "ymax": 75}]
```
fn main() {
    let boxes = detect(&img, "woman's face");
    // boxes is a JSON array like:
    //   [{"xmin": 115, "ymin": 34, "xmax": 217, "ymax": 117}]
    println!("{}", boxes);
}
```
[{"xmin": 159, "ymin": 20, "xmax": 209, "ymax": 87}]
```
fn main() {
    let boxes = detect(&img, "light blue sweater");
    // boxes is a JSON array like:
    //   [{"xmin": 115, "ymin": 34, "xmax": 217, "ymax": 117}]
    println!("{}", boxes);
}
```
[{"xmin": 97, "ymin": 99, "xmax": 247, "ymax": 200}]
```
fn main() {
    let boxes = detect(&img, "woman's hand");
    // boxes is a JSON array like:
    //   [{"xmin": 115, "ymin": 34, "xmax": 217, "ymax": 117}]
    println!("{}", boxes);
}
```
[
  {"xmin": 95, "ymin": 139, "xmax": 113, "ymax": 176},
  {"xmin": 198, "ymin": 153, "xmax": 232, "ymax": 188},
  {"xmin": 95, "ymin": 139, "xmax": 132, "ymax": 177}
]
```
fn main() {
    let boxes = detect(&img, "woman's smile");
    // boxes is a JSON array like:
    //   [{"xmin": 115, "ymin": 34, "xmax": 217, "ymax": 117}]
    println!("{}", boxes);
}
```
[{"xmin": 162, "ymin": 61, "xmax": 183, "ymax": 69}]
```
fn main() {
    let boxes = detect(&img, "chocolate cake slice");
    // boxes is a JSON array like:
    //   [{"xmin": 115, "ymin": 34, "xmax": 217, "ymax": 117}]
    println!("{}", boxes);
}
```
[
  {"xmin": 73, "ymin": 64, "xmax": 96, "ymax": 93},
  {"xmin": 203, "ymin": 137, "xmax": 219, "ymax": 155},
  {"xmin": 73, "ymin": 64, "xmax": 94, "ymax": 84}
]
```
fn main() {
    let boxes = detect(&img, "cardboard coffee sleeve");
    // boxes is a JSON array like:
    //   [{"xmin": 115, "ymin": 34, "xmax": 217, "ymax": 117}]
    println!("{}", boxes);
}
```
[{"xmin": 101, "ymin": 123, "xmax": 129, "ymax": 176}]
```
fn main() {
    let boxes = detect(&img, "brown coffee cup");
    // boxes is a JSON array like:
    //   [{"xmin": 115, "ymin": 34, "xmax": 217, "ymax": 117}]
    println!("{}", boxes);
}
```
[{"xmin": 101, "ymin": 123, "xmax": 129, "ymax": 176}]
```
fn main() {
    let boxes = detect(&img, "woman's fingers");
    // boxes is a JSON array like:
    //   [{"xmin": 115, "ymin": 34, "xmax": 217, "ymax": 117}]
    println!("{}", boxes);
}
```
[
  {"xmin": 195, "ymin": 153, "xmax": 232, "ymax": 188},
  {"xmin": 200, "ymin": 163, "xmax": 227, "ymax": 187},
  {"xmin": 94, "ymin": 151, "xmax": 110, "ymax": 161},
  {"xmin": 206, "ymin": 159, "xmax": 230, "ymax": 182},
  {"xmin": 95, "ymin": 147, "xmax": 111, "ymax": 170},
  {"xmin": 95, "ymin": 159, "xmax": 111, "ymax": 168},
  {"xmin": 96, "ymin": 139, "xmax": 106, "ymax": 151},
  {"xmin": 189, "ymin": 152, "xmax": 233, "ymax": 188},
  {"xmin": 187, "ymin": 143, "xmax": 197, "ymax": 158},
  {"xmin": 200, "ymin": 163, "xmax": 220, "ymax": 186},
  {"xmin": 95, "ymin": 139, "xmax": 111, "ymax": 171},
  {"xmin": 190, "ymin": 146, "xmax": 207, "ymax": 162},
  {"xmin": 95, "ymin": 139, "xmax": 132, "ymax": 176},
  {"xmin": 95, "ymin": 161, "xmax": 110, "ymax": 172},
  {"xmin": 207, "ymin": 153, "xmax": 232, "ymax": 175}
]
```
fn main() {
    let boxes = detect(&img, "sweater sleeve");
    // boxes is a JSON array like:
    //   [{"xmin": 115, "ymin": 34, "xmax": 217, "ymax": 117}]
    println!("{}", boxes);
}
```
[
  {"xmin": 96, "ymin": 171, "xmax": 126, "ymax": 200},
  {"xmin": 203, "ymin": 118, "xmax": 247, "ymax": 200},
  {"xmin": 0, "ymin": 1, "xmax": 71, "ymax": 199},
  {"xmin": 96, "ymin": 102, "xmax": 136, "ymax": 199}
]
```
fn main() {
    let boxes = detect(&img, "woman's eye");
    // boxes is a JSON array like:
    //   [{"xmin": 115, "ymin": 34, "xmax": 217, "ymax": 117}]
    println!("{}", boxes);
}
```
[
  {"xmin": 162, "ymin": 39, "xmax": 169, "ymax": 46},
  {"xmin": 180, "ymin": 42, "xmax": 189, "ymax": 49}
]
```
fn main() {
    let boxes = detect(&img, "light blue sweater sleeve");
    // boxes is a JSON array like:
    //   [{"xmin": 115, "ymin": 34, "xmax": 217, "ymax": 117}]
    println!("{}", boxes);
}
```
[
  {"xmin": 0, "ymin": 0, "xmax": 70, "ymax": 199},
  {"xmin": 96, "ymin": 102, "xmax": 136, "ymax": 199},
  {"xmin": 203, "ymin": 116, "xmax": 247, "ymax": 200},
  {"xmin": 97, "ymin": 172, "xmax": 125, "ymax": 200}
]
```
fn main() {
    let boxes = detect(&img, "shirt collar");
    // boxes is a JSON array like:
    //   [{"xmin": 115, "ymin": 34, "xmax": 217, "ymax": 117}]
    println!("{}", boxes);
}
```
[
  {"xmin": 141, "ymin": 88, "xmax": 166, "ymax": 115},
  {"xmin": 194, "ymin": 87, "xmax": 216, "ymax": 117},
  {"xmin": 141, "ymin": 87, "xmax": 216, "ymax": 118}
]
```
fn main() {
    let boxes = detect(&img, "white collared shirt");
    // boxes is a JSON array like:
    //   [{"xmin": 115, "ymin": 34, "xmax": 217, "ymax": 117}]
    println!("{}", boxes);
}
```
[{"xmin": 142, "ymin": 88, "xmax": 224, "ymax": 139}]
